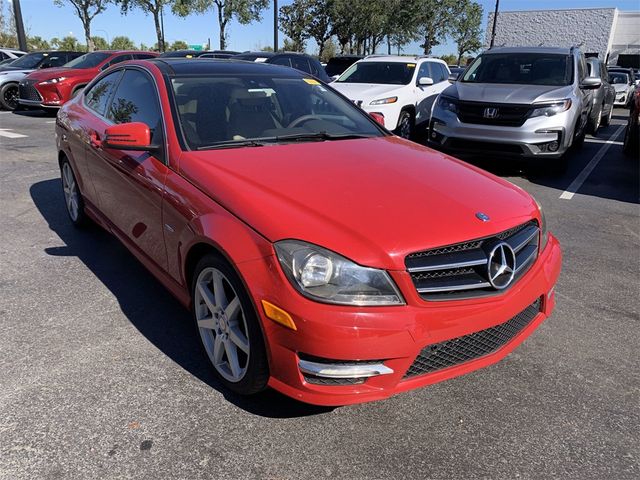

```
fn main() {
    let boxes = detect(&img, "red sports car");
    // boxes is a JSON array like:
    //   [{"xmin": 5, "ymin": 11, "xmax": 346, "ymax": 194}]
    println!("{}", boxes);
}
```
[
  {"xmin": 55, "ymin": 58, "xmax": 562, "ymax": 406},
  {"xmin": 19, "ymin": 50, "xmax": 157, "ymax": 110}
]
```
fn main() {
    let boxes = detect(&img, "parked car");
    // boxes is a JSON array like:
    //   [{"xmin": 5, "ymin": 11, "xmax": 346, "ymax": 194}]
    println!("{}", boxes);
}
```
[
  {"xmin": 622, "ymin": 88, "xmax": 639, "ymax": 157},
  {"xmin": 429, "ymin": 46, "xmax": 601, "ymax": 170},
  {"xmin": 0, "ymin": 51, "xmax": 84, "ymax": 110},
  {"xmin": 0, "ymin": 47, "xmax": 26, "ymax": 62},
  {"xmin": 159, "ymin": 50, "xmax": 240, "ymax": 59},
  {"xmin": 0, "ymin": 57, "xmax": 17, "ymax": 67},
  {"xmin": 586, "ymin": 57, "xmax": 615, "ymax": 133},
  {"xmin": 448, "ymin": 66, "xmax": 465, "ymax": 79},
  {"xmin": 233, "ymin": 51, "xmax": 331, "ymax": 82},
  {"xmin": 55, "ymin": 58, "xmax": 561, "ymax": 406},
  {"xmin": 18, "ymin": 50, "xmax": 158, "ymax": 110},
  {"xmin": 332, "ymin": 55, "xmax": 451, "ymax": 138},
  {"xmin": 324, "ymin": 55, "xmax": 363, "ymax": 79},
  {"xmin": 608, "ymin": 70, "xmax": 635, "ymax": 107},
  {"xmin": 198, "ymin": 50, "xmax": 240, "ymax": 59}
]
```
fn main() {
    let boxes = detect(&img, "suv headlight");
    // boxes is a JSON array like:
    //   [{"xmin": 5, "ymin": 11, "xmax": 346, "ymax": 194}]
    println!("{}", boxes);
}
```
[
  {"xmin": 369, "ymin": 96, "xmax": 397, "ymax": 105},
  {"xmin": 437, "ymin": 95, "xmax": 458, "ymax": 113},
  {"xmin": 530, "ymin": 99, "xmax": 571, "ymax": 118},
  {"xmin": 40, "ymin": 76, "xmax": 67, "ymax": 85},
  {"xmin": 533, "ymin": 197, "xmax": 548, "ymax": 251},
  {"xmin": 274, "ymin": 240, "xmax": 404, "ymax": 306}
]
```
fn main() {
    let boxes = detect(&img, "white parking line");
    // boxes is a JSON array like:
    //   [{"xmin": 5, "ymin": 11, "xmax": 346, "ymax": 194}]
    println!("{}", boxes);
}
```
[
  {"xmin": 0, "ymin": 128, "xmax": 27, "ymax": 139},
  {"xmin": 584, "ymin": 138, "xmax": 624, "ymax": 146},
  {"xmin": 559, "ymin": 125, "xmax": 625, "ymax": 200}
]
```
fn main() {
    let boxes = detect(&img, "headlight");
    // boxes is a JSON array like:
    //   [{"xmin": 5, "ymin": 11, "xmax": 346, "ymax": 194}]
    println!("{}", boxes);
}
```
[
  {"xmin": 40, "ymin": 76, "xmax": 67, "ymax": 85},
  {"xmin": 530, "ymin": 99, "xmax": 571, "ymax": 118},
  {"xmin": 533, "ymin": 197, "xmax": 548, "ymax": 251},
  {"xmin": 369, "ymin": 96, "xmax": 397, "ymax": 105},
  {"xmin": 274, "ymin": 240, "xmax": 404, "ymax": 306},
  {"xmin": 437, "ymin": 95, "xmax": 458, "ymax": 113}
]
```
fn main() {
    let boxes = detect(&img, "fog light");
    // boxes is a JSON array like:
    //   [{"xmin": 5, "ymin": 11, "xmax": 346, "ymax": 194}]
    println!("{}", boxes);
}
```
[{"xmin": 548, "ymin": 140, "xmax": 559, "ymax": 152}]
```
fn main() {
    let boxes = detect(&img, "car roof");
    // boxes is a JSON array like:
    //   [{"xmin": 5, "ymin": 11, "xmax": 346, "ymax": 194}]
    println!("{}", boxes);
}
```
[
  {"xmin": 146, "ymin": 58, "xmax": 310, "ymax": 77},
  {"xmin": 483, "ymin": 46, "xmax": 572, "ymax": 55},
  {"xmin": 359, "ymin": 55, "xmax": 447, "ymax": 64}
]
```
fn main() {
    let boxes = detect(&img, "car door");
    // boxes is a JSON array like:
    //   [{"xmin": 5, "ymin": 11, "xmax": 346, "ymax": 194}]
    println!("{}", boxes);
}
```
[
  {"xmin": 415, "ymin": 62, "xmax": 448, "ymax": 125},
  {"xmin": 600, "ymin": 62, "xmax": 615, "ymax": 114},
  {"xmin": 84, "ymin": 68, "xmax": 169, "ymax": 270}
]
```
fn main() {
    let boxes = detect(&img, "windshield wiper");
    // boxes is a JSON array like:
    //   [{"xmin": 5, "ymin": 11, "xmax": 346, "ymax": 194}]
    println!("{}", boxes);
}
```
[
  {"xmin": 273, "ymin": 132, "xmax": 373, "ymax": 143},
  {"xmin": 196, "ymin": 140, "xmax": 267, "ymax": 150}
]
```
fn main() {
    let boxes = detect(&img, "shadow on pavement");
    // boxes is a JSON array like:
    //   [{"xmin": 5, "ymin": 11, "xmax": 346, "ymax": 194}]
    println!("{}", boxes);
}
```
[{"xmin": 30, "ymin": 178, "xmax": 334, "ymax": 419}]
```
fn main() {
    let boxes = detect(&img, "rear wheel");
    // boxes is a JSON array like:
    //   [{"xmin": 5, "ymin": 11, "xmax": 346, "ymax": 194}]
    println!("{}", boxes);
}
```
[
  {"xmin": 394, "ymin": 110, "xmax": 414, "ymax": 140},
  {"xmin": 601, "ymin": 104, "xmax": 613, "ymax": 127},
  {"xmin": 60, "ymin": 158, "xmax": 87, "ymax": 226},
  {"xmin": 587, "ymin": 103, "xmax": 602, "ymax": 134},
  {"xmin": 0, "ymin": 82, "xmax": 19, "ymax": 110},
  {"xmin": 192, "ymin": 254, "xmax": 269, "ymax": 395}
]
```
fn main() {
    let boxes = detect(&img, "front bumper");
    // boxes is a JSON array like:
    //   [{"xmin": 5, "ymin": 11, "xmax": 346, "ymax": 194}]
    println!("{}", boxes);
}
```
[
  {"xmin": 613, "ymin": 94, "xmax": 629, "ymax": 106},
  {"xmin": 18, "ymin": 80, "xmax": 67, "ymax": 108},
  {"xmin": 237, "ymin": 234, "xmax": 562, "ymax": 406},
  {"xmin": 355, "ymin": 102, "xmax": 403, "ymax": 131},
  {"xmin": 427, "ymin": 106, "xmax": 577, "ymax": 159}
]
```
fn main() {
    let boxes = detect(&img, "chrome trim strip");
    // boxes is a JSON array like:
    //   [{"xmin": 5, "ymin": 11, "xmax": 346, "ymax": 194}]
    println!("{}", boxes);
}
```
[
  {"xmin": 515, "ymin": 249, "xmax": 537, "ymax": 274},
  {"xmin": 510, "ymin": 227, "xmax": 539, "ymax": 253},
  {"xmin": 408, "ymin": 258, "xmax": 486, "ymax": 272},
  {"xmin": 417, "ymin": 281, "xmax": 491, "ymax": 293},
  {"xmin": 298, "ymin": 359, "xmax": 394, "ymax": 379}
]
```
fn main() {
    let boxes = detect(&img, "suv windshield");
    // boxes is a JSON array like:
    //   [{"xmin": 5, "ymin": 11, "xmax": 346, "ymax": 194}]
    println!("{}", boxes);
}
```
[
  {"xmin": 325, "ymin": 57, "xmax": 361, "ymax": 77},
  {"xmin": 462, "ymin": 53, "xmax": 573, "ymax": 86},
  {"xmin": 337, "ymin": 61, "xmax": 416, "ymax": 85},
  {"xmin": 609, "ymin": 72, "xmax": 629, "ymax": 84},
  {"xmin": 64, "ymin": 52, "xmax": 111, "ymax": 69},
  {"xmin": 171, "ymin": 74, "xmax": 383, "ymax": 149},
  {"xmin": 8, "ymin": 52, "xmax": 50, "ymax": 69}
]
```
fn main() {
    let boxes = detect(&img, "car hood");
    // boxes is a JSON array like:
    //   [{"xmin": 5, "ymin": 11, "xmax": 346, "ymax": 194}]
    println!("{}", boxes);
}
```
[
  {"xmin": 445, "ymin": 82, "xmax": 574, "ymax": 104},
  {"xmin": 331, "ymin": 83, "xmax": 404, "ymax": 103},
  {"xmin": 0, "ymin": 69, "xmax": 31, "ymax": 81},
  {"xmin": 612, "ymin": 84, "xmax": 630, "ymax": 93},
  {"xmin": 178, "ymin": 137, "xmax": 538, "ymax": 270},
  {"xmin": 24, "ymin": 67, "xmax": 91, "ymax": 81}
]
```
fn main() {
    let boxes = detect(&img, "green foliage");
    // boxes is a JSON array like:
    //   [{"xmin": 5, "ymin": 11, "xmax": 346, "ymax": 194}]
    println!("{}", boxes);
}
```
[
  {"xmin": 279, "ymin": 0, "xmax": 310, "ymax": 52},
  {"xmin": 169, "ymin": 39, "xmax": 189, "ymax": 50},
  {"xmin": 91, "ymin": 36, "xmax": 110, "ymax": 50},
  {"xmin": 52, "ymin": 35, "xmax": 85, "ymax": 51},
  {"xmin": 451, "ymin": 0, "xmax": 483, "ymax": 64},
  {"xmin": 439, "ymin": 54, "xmax": 457, "ymax": 65},
  {"xmin": 28, "ymin": 36, "xmax": 51, "ymax": 50},
  {"xmin": 116, "ymin": 1, "xmax": 173, "ymax": 52},
  {"xmin": 110, "ymin": 35, "xmax": 136, "ymax": 49},
  {"xmin": 414, "ymin": 0, "xmax": 463, "ymax": 55},
  {"xmin": 54, "ymin": 0, "xmax": 112, "ymax": 51},
  {"xmin": 318, "ymin": 38, "xmax": 336, "ymax": 63}
]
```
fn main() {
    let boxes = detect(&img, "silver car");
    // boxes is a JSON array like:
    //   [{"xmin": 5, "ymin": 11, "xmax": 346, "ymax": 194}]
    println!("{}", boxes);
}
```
[{"xmin": 428, "ymin": 46, "xmax": 601, "ymax": 168}]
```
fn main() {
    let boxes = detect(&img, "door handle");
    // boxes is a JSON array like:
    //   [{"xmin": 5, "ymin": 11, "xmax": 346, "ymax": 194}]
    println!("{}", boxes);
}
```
[{"xmin": 89, "ymin": 132, "xmax": 102, "ymax": 149}]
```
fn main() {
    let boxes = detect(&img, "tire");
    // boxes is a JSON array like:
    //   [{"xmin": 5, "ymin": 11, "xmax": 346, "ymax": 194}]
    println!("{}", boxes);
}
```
[
  {"xmin": 60, "ymin": 157, "xmax": 88, "ymax": 227},
  {"xmin": 394, "ymin": 110, "xmax": 414, "ymax": 140},
  {"xmin": 601, "ymin": 104, "xmax": 613, "ymax": 127},
  {"xmin": 572, "ymin": 118, "xmax": 586, "ymax": 150},
  {"xmin": 622, "ymin": 123, "xmax": 639, "ymax": 158},
  {"xmin": 0, "ymin": 82, "xmax": 19, "ymax": 111},
  {"xmin": 587, "ymin": 103, "xmax": 602, "ymax": 134},
  {"xmin": 192, "ymin": 254, "xmax": 269, "ymax": 396}
]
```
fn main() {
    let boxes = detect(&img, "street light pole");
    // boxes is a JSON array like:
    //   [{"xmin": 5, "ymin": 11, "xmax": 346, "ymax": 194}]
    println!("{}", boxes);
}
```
[
  {"xmin": 12, "ymin": 0, "xmax": 28, "ymax": 52},
  {"xmin": 273, "ymin": 0, "xmax": 278, "ymax": 52},
  {"xmin": 490, "ymin": 0, "xmax": 500, "ymax": 48}
]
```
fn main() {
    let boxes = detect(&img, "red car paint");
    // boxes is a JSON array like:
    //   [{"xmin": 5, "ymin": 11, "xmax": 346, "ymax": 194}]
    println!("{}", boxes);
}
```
[
  {"xmin": 20, "ymin": 50, "xmax": 157, "ymax": 108},
  {"xmin": 56, "ymin": 59, "xmax": 562, "ymax": 406}
]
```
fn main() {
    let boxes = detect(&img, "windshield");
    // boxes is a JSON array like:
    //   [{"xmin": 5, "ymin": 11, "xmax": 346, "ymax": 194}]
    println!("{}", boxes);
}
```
[
  {"xmin": 64, "ymin": 52, "xmax": 110, "ymax": 69},
  {"xmin": 171, "ymin": 74, "xmax": 383, "ymax": 150},
  {"xmin": 337, "ymin": 61, "xmax": 416, "ymax": 85},
  {"xmin": 325, "ymin": 57, "xmax": 360, "ymax": 77},
  {"xmin": 462, "ymin": 53, "xmax": 573, "ymax": 86},
  {"xmin": 8, "ymin": 52, "xmax": 49, "ymax": 69},
  {"xmin": 609, "ymin": 72, "xmax": 629, "ymax": 85}
]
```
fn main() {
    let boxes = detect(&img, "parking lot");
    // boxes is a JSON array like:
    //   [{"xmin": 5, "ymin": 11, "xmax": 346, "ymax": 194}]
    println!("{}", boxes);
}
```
[{"xmin": 0, "ymin": 108, "xmax": 638, "ymax": 479}]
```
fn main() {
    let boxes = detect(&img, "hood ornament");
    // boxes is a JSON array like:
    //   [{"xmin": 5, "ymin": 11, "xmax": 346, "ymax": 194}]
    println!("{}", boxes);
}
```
[{"xmin": 476, "ymin": 212, "xmax": 490, "ymax": 222}]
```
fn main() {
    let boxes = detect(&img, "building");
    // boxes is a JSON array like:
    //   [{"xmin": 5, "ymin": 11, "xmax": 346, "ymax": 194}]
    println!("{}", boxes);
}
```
[{"xmin": 486, "ymin": 8, "xmax": 640, "ymax": 67}]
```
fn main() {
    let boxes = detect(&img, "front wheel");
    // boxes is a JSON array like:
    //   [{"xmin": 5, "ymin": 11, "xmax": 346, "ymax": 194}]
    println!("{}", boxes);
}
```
[
  {"xmin": 394, "ymin": 110, "xmax": 414, "ymax": 140},
  {"xmin": 0, "ymin": 82, "xmax": 19, "ymax": 110},
  {"xmin": 60, "ymin": 158, "xmax": 87, "ymax": 226},
  {"xmin": 192, "ymin": 254, "xmax": 269, "ymax": 395},
  {"xmin": 601, "ymin": 104, "xmax": 613, "ymax": 127},
  {"xmin": 587, "ymin": 103, "xmax": 602, "ymax": 134}
]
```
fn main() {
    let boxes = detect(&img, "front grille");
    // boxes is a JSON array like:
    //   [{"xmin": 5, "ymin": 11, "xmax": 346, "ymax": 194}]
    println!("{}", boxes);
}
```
[
  {"xmin": 406, "ymin": 221, "xmax": 539, "ymax": 300},
  {"xmin": 457, "ymin": 101, "xmax": 531, "ymax": 127},
  {"xmin": 446, "ymin": 139, "xmax": 524, "ymax": 155},
  {"xmin": 19, "ymin": 80, "xmax": 42, "ymax": 102},
  {"xmin": 404, "ymin": 298, "xmax": 542, "ymax": 378},
  {"xmin": 303, "ymin": 375, "xmax": 365, "ymax": 385}
]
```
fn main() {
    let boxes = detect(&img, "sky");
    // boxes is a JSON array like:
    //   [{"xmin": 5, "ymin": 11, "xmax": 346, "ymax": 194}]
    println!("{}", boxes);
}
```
[{"xmin": 8, "ymin": 0, "xmax": 640, "ymax": 55}]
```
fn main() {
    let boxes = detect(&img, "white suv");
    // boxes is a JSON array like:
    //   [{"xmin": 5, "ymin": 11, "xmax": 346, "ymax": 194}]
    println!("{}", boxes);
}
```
[{"xmin": 331, "ymin": 55, "xmax": 451, "ymax": 138}]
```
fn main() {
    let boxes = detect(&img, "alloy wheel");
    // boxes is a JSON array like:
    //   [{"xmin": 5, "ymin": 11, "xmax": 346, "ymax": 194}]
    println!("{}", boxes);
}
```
[
  {"xmin": 194, "ymin": 267, "xmax": 250, "ymax": 383},
  {"xmin": 62, "ymin": 162, "xmax": 80, "ymax": 222},
  {"xmin": 3, "ymin": 85, "xmax": 18, "ymax": 110},
  {"xmin": 398, "ymin": 114, "xmax": 411, "ymax": 139}
]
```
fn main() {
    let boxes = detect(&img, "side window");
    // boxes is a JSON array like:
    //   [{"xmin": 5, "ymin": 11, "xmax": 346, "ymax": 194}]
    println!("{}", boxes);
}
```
[
  {"xmin": 101, "ymin": 54, "xmax": 133, "ymax": 71},
  {"xmin": 0, "ymin": 52, "xmax": 7, "ymax": 61},
  {"xmin": 438, "ymin": 64, "xmax": 449, "ymax": 82},
  {"xmin": 308, "ymin": 59, "xmax": 321, "ymax": 77},
  {"xmin": 271, "ymin": 56, "xmax": 291, "ymax": 67},
  {"xmin": 291, "ymin": 56, "xmax": 312, "ymax": 74},
  {"xmin": 107, "ymin": 69, "xmax": 162, "ymax": 140},
  {"xmin": 417, "ymin": 62, "xmax": 432, "ymax": 81},
  {"xmin": 133, "ymin": 53, "xmax": 156, "ymax": 60},
  {"xmin": 43, "ymin": 55, "xmax": 67, "ymax": 68},
  {"xmin": 85, "ymin": 70, "xmax": 123, "ymax": 116}
]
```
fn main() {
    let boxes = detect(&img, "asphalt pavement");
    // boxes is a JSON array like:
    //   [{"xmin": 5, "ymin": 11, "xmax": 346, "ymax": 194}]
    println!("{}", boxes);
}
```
[{"xmin": 1, "ymin": 108, "xmax": 638, "ymax": 480}]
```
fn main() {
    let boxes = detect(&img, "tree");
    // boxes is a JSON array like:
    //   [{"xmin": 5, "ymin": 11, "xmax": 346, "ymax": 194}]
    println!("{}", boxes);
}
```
[
  {"xmin": 414, "ymin": 0, "xmax": 462, "ymax": 55},
  {"xmin": 439, "ymin": 53, "xmax": 457, "ymax": 65},
  {"xmin": 111, "ymin": 35, "xmax": 136, "ymax": 49},
  {"xmin": 173, "ymin": 0, "xmax": 269, "ymax": 50},
  {"xmin": 279, "ymin": 0, "xmax": 309, "ymax": 52},
  {"xmin": 169, "ymin": 39, "xmax": 188, "ymax": 50},
  {"xmin": 452, "ymin": 0, "xmax": 482, "ymax": 65},
  {"xmin": 305, "ymin": 0, "xmax": 333, "ymax": 58},
  {"xmin": 28, "ymin": 36, "xmax": 51, "ymax": 50},
  {"xmin": 318, "ymin": 38, "xmax": 336, "ymax": 63},
  {"xmin": 118, "ymin": 0, "xmax": 172, "ymax": 52},
  {"xmin": 54, "ymin": 0, "xmax": 112, "ymax": 52},
  {"xmin": 0, "ymin": 1, "xmax": 18, "ymax": 48},
  {"xmin": 52, "ymin": 35, "xmax": 84, "ymax": 51},
  {"xmin": 91, "ymin": 35, "xmax": 109, "ymax": 49}
]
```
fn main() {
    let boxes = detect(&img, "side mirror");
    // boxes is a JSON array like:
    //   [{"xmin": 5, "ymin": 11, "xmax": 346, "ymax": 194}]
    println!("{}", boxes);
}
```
[
  {"xmin": 580, "ymin": 76, "xmax": 601, "ymax": 90},
  {"xmin": 448, "ymin": 73, "xmax": 459, "ymax": 83},
  {"xmin": 368, "ymin": 112, "xmax": 385, "ymax": 126},
  {"xmin": 418, "ymin": 76, "xmax": 434, "ymax": 86},
  {"xmin": 103, "ymin": 122, "xmax": 158, "ymax": 151},
  {"xmin": 331, "ymin": 74, "xmax": 340, "ymax": 81}
]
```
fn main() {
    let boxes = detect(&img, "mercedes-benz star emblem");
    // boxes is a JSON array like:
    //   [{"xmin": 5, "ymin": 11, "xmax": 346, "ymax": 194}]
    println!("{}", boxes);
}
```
[
  {"xmin": 476, "ymin": 212, "xmax": 490, "ymax": 222},
  {"xmin": 487, "ymin": 242, "xmax": 516, "ymax": 289}
]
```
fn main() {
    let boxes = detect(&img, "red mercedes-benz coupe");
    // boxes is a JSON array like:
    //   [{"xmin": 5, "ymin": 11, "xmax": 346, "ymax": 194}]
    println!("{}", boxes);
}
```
[
  {"xmin": 55, "ymin": 58, "xmax": 562, "ymax": 406},
  {"xmin": 19, "ymin": 50, "xmax": 157, "ymax": 110}
]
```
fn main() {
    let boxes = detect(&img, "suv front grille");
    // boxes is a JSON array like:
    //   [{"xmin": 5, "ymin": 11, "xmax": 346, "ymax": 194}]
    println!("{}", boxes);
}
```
[
  {"xmin": 406, "ymin": 221, "xmax": 539, "ymax": 300},
  {"xmin": 404, "ymin": 297, "xmax": 542, "ymax": 378},
  {"xmin": 19, "ymin": 80, "xmax": 42, "ymax": 102},
  {"xmin": 456, "ymin": 101, "xmax": 531, "ymax": 127}
]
